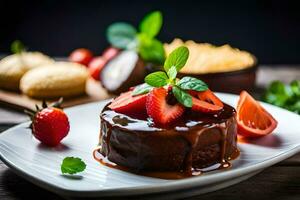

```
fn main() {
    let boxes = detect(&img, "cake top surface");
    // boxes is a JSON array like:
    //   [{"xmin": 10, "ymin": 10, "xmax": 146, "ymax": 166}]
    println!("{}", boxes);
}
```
[{"xmin": 101, "ymin": 103, "xmax": 236, "ymax": 132}]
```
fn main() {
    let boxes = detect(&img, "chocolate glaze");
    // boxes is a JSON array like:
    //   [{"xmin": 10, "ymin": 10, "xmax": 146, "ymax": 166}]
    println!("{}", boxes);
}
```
[{"xmin": 95, "ymin": 103, "xmax": 239, "ymax": 179}]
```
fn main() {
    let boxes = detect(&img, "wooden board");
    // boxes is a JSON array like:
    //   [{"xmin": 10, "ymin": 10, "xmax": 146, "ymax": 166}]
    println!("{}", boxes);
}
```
[{"xmin": 0, "ymin": 78, "xmax": 112, "ymax": 111}]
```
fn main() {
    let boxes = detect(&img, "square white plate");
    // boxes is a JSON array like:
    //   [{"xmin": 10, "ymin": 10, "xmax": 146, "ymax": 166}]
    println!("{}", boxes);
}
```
[{"xmin": 1, "ymin": 93, "xmax": 300, "ymax": 198}]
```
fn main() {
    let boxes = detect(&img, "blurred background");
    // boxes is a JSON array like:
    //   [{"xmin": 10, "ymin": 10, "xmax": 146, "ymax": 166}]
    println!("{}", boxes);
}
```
[{"xmin": 1, "ymin": 0, "xmax": 300, "ymax": 64}]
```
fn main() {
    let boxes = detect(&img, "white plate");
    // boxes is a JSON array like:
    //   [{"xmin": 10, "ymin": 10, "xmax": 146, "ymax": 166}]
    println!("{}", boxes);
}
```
[{"xmin": 1, "ymin": 93, "xmax": 300, "ymax": 199}]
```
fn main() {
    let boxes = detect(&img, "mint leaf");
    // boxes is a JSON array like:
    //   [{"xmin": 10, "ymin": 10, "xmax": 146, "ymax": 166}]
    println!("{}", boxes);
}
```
[
  {"xmin": 287, "ymin": 101, "xmax": 300, "ymax": 114},
  {"xmin": 177, "ymin": 76, "xmax": 208, "ymax": 92},
  {"xmin": 139, "ymin": 11, "xmax": 162, "ymax": 38},
  {"xmin": 61, "ymin": 157, "xmax": 86, "ymax": 175},
  {"xmin": 138, "ymin": 34, "xmax": 165, "ymax": 64},
  {"xmin": 167, "ymin": 66, "xmax": 177, "ymax": 80},
  {"xmin": 145, "ymin": 71, "xmax": 168, "ymax": 87},
  {"xmin": 132, "ymin": 83, "xmax": 153, "ymax": 96},
  {"xmin": 290, "ymin": 80, "xmax": 300, "ymax": 96},
  {"xmin": 11, "ymin": 40, "xmax": 25, "ymax": 54},
  {"xmin": 164, "ymin": 46, "xmax": 189, "ymax": 72},
  {"xmin": 106, "ymin": 22, "xmax": 137, "ymax": 49},
  {"xmin": 262, "ymin": 81, "xmax": 292, "ymax": 107},
  {"xmin": 172, "ymin": 86, "xmax": 192, "ymax": 107}
]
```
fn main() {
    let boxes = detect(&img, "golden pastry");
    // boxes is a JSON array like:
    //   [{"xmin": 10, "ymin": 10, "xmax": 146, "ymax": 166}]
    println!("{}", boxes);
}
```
[
  {"xmin": 0, "ymin": 52, "xmax": 54, "ymax": 91},
  {"xmin": 20, "ymin": 62, "xmax": 88, "ymax": 99},
  {"xmin": 164, "ymin": 38, "xmax": 255, "ymax": 74}
]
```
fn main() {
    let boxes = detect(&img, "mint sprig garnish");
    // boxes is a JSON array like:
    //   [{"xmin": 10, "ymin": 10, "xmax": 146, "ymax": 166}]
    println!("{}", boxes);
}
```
[
  {"xmin": 107, "ymin": 23, "xmax": 137, "ymax": 49},
  {"xmin": 139, "ymin": 11, "xmax": 163, "ymax": 38},
  {"xmin": 145, "ymin": 71, "xmax": 169, "ymax": 87},
  {"xmin": 61, "ymin": 157, "xmax": 86, "ymax": 175},
  {"xmin": 167, "ymin": 66, "xmax": 177, "ymax": 80},
  {"xmin": 172, "ymin": 86, "xmax": 193, "ymax": 107},
  {"xmin": 11, "ymin": 40, "xmax": 26, "ymax": 54},
  {"xmin": 106, "ymin": 11, "xmax": 165, "ymax": 64},
  {"xmin": 164, "ymin": 46, "xmax": 189, "ymax": 72},
  {"xmin": 133, "ymin": 46, "xmax": 209, "ymax": 107},
  {"xmin": 262, "ymin": 80, "xmax": 300, "ymax": 114},
  {"xmin": 138, "ymin": 36, "xmax": 165, "ymax": 64}
]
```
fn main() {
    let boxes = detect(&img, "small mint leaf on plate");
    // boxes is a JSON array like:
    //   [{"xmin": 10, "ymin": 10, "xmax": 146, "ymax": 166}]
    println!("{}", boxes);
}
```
[
  {"xmin": 145, "ymin": 71, "xmax": 168, "ymax": 87},
  {"xmin": 61, "ymin": 157, "xmax": 86, "ymax": 175},
  {"xmin": 167, "ymin": 66, "xmax": 177, "ymax": 81},
  {"xmin": 164, "ymin": 46, "xmax": 189, "ymax": 72},
  {"xmin": 106, "ymin": 22, "xmax": 137, "ymax": 49},
  {"xmin": 132, "ymin": 83, "xmax": 154, "ymax": 96},
  {"xmin": 172, "ymin": 86, "xmax": 193, "ymax": 107},
  {"xmin": 177, "ymin": 76, "xmax": 208, "ymax": 92},
  {"xmin": 139, "ymin": 11, "xmax": 162, "ymax": 38}
]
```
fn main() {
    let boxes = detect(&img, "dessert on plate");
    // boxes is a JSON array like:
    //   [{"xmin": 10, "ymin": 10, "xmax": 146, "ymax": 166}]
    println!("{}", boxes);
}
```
[
  {"xmin": 98, "ymin": 94, "xmax": 239, "ymax": 178},
  {"xmin": 95, "ymin": 46, "xmax": 240, "ymax": 179}
]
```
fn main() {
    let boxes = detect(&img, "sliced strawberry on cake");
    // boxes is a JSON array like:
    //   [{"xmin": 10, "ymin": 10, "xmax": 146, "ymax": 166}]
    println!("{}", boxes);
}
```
[
  {"xmin": 190, "ymin": 89, "xmax": 224, "ymax": 113},
  {"xmin": 146, "ymin": 87, "xmax": 185, "ymax": 125},
  {"xmin": 108, "ymin": 91, "xmax": 147, "ymax": 117}
]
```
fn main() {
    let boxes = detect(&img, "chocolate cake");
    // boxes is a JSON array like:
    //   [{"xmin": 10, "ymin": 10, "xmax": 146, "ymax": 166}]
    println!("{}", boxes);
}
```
[{"xmin": 97, "ymin": 103, "xmax": 239, "ymax": 178}]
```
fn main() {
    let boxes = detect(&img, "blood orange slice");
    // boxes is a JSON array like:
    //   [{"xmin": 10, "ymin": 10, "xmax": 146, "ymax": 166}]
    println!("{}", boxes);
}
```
[{"xmin": 237, "ymin": 91, "xmax": 278, "ymax": 138}]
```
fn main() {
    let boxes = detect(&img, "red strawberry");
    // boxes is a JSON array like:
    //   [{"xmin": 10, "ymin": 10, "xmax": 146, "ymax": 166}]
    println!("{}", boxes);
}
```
[
  {"xmin": 102, "ymin": 47, "xmax": 119, "ymax": 61},
  {"xmin": 69, "ymin": 48, "xmax": 93, "ymax": 66},
  {"xmin": 26, "ymin": 99, "xmax": 70, "ymax": 147},
  {"xmin": 88, "ymin": 56, "xmax": 107, "ymax": 80},
  {"xmin": 108, "ymin": 91, "xmax": 147, "ymax": 116},
  {"xmin": 146, "ymin": 87, "xmax": 184, "ymax": 125},
  {"xmin": 191, "ymin": 89, "xmax": 223, "ymax": 113}
]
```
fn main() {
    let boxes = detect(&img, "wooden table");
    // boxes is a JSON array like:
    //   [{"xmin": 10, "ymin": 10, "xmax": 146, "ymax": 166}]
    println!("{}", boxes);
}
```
[{"xmin": 1, "ymin": 66, "xmax": 300, "ymax": 200}]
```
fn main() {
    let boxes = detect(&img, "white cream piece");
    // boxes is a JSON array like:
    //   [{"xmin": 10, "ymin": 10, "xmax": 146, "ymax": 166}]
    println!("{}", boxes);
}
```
[{"xmin": 102, "ymin": 50, "xmax": 139, "ymax": 90}]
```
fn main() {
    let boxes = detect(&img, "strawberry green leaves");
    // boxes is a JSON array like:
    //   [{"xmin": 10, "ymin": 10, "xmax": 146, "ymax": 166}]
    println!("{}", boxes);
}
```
[
  {"xmin": 144, "ymin": 46, "xmax": 208, "ymax": 107},
  {"xmin": 61, "ymin": 157, "xmax": 86, "ymax": 175},
  {"xmin": 106, "ymin": 11, "xmax": 165, "ymax": 64}
]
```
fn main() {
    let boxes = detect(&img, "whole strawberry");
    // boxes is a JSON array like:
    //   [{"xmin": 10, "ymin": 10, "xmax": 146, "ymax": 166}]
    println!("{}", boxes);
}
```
[{"xmin": 26, "ymin": 98, "xmax": 70, "ymax": 147}]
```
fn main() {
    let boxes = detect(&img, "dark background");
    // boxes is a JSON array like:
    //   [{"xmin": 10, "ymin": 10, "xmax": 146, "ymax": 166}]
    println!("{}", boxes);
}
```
[{"xmin": 1, "ymin": 0, "xmax": 300, "ymax": 64}]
